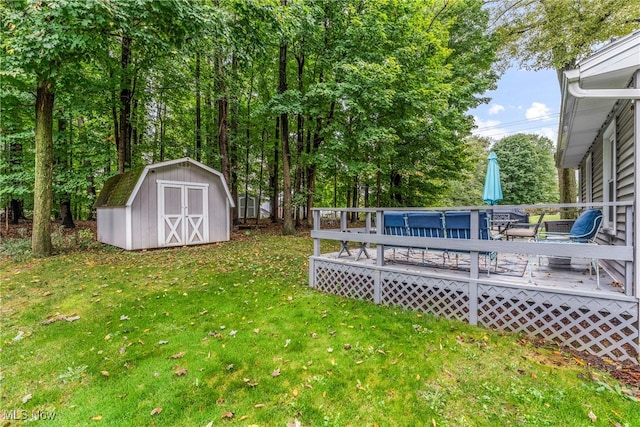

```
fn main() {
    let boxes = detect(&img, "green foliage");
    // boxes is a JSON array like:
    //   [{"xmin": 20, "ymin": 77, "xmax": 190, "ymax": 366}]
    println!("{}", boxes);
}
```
[
  {"xmin": 1, "ymin": 0, "xmax": 501, "ymax": 233},
  {"xmin": 492, "ymin": 0, "xmax": 640, "ymax": 71},
  {"xmin": 492, "ymin": 134, "xmax": 559, "ymax": 205}
]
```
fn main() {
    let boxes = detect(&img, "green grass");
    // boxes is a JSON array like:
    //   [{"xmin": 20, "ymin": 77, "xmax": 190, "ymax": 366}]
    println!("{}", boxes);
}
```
[{"xmin": 1, "ymin": 232, "xmax": 639, "ymax": 426}]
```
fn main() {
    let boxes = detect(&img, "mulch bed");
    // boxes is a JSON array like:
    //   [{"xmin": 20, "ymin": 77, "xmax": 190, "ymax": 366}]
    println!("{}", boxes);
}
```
[{"xmin": 2, "ymin": 219, "xmax": 639, "ymax": 394}]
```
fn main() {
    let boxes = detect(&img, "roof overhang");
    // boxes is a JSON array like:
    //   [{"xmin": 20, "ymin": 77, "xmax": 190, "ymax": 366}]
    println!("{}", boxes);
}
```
[{"xmin": 557, "ymin": 31, "xmax": 640, "ymax": 168}]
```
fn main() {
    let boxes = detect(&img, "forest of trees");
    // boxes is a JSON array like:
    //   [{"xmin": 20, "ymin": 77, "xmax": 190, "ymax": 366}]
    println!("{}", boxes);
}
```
[{"xmin": 1, "ymin": 0, "xmax": 638, "ymax": 255}]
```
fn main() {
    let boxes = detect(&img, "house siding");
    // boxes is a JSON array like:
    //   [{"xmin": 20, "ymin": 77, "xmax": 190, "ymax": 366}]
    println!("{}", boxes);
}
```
[{"xmin": 582, "ymin": 97, "xmax": 635, "ymax": 284}]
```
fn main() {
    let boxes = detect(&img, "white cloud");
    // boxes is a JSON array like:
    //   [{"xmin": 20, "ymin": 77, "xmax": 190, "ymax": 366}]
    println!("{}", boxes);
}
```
[
  {"xmin": 534, "ymin": 127, "xmax": 557, "ymax": 143},
  {"xmin": 488, "ymin": 104, "xmax": 505, "ymax": 115},
  {"xmin": 525, "ymin": 102, "xmax": 552, "ymax": 121},
  {"xmin": 472, "ymin": 116, "xmax": 509, "ymax": 140}
]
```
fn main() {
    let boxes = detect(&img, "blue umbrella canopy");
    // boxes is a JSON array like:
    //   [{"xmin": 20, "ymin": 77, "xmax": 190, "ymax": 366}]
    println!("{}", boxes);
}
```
[{"xmin": 482, "ymin": 151, "xmax": 503, "ymax": 205}]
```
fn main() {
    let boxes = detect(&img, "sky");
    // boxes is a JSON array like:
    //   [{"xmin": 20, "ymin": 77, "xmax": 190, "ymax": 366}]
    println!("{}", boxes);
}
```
[{"xmin": 469, "ymin": 67, "xmax": 562, "ymax": 145}]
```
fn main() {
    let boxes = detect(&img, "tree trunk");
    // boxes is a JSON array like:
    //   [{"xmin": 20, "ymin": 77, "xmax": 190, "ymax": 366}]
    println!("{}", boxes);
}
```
[
  {"xmin": 270, "ymin": 117, "xmax": 279, "ymax": 223},
  {"xmin": 32, "ymin": 79, "xmax": 55, "ymax": 256},
  {"xmin": 279, "ymin": 12, "xmax": 295, "ymax": 235},
  {"xmin": 57, "ymin": 117, "xmax": 75, "ymax": 229},
  {"xmin": 118, "ymin": 36, "xmax": 132, "ymax": 173},
  {"xmin": 558, "ymin": 167, "xmax": 578, "ymax": 218},
  {"xmin": 294, "ymin": 52, "xmax": 305, "ymax": 227},
  {"xmin": 195, "ymin": 52, "xmax": 202, "ymax": 161},
  {"xmin": 204, "ymin": 87, "xmax": 215, "ymax": 167},
  {"xmin": 217, "ymin": 52, "xmax": 231, "ymax": 189},
  {"xmin": 230, "ymin": 55, "xmax": 239, "ymax": 225},
  {"xmin": 390, "ymin": 171, "xmax": 402, "ymax": 205},
  {"xmin": 10, "ymin": 199, "xmax": 22, "ymax": 224}
]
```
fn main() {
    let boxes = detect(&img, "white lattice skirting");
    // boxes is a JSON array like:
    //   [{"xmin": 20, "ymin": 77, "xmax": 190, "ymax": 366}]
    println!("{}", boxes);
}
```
[{"xmin": 311, "ymin": 258, "xmax": 639, "ymax": 363}]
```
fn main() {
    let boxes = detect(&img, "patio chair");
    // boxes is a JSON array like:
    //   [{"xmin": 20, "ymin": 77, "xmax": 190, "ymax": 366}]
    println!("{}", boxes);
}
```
[
  {"xmin": 504, "ymin": 213, "xmax": 545, "ymax": 241},
  {"xmin": 383, "ymin": 212, "xmax": 409, "ymax": 261},
  {"xmin": 406, "ymin": 212, "xmax": 445, "ymax": 265},
  {"xmin": 443, "ymin": 211, "xmax": 497, "ymax": 275},
  {"xmin": 535, "ymin": 209, "xmax": 603, "ymax": 287}
]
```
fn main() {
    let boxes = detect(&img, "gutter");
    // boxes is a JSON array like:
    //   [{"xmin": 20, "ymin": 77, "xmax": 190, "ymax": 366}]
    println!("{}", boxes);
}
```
[{"xmin": 565, "ymin": 69, "xmax": 640, "ymax": 99}]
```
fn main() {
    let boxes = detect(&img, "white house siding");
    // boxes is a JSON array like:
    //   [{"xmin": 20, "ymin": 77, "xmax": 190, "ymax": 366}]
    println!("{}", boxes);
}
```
[
  {"xmin": 97, "ymin": 207, "xmax": 127, "ymax": 249},
  {"xmin": 581, "ymin": 97, "xmax": 635, "ymax": 283}
]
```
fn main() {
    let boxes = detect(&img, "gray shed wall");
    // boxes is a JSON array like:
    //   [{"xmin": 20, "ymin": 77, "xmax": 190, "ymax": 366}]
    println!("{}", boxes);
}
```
[
  {"xmin": 130, "ymin": 163, "xmax": 230, "ymax": 250},
  {"xmin": 97, "ymin": 207, "xmax": 128, "ymax": 249}
]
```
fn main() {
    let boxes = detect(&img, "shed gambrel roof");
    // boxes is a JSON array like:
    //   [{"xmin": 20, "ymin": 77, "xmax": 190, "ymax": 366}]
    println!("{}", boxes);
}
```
[
  {"xmin": 94, "ymin": 167, "xmax": 144, "ymax": 208},
  {"xmin": 95, "ymin": 158, "xmax": 235, "ymax": 208}
]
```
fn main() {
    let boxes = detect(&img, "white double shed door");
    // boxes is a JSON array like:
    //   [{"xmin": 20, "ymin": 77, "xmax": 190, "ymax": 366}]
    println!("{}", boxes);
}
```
[{"xmin": 157, "ymin": 180, "xmax": 209, "ymax": 247}]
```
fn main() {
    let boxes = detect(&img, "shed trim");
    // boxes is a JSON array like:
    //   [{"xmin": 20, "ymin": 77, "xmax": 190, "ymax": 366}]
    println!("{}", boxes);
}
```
[{"xmin": 126, "ymin": 157, "xmax": 235, "ymax": 208}]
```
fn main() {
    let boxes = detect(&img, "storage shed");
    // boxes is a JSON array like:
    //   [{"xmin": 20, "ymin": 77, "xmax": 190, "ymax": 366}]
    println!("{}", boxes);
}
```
[{"xmin": 95, "ymin": 158, "xmax": 235, "ymax": 250}]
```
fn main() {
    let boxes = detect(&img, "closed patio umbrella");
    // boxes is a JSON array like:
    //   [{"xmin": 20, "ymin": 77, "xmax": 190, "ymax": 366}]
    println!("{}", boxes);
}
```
[{"xmin": 482, "ymin": 151, "xmax": 503, "ymax": 205}]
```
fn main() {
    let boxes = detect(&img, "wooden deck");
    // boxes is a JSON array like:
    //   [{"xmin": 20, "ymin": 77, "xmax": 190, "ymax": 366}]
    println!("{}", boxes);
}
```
[
  {"xmin": 309, "ymin": 205, "xmax": 638, "ymax": 363},
  {"xmin": 322, "ymin": 246, "xmax": 622, "ymax": 295}
]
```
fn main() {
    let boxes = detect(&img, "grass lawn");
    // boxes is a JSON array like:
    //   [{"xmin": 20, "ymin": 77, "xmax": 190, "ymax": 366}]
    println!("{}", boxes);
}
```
[{"xmin": 1, "ymin": 229, "xmax": 639, "ymax": 426}]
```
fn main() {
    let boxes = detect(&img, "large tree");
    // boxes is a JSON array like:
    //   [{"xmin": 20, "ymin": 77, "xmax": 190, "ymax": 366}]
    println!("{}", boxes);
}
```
[
  {"xmin": 2, "ymin": 0, "xmax": 114, "ymax": 256},
  {"xmin": 491, "ymin": 133, "xmax": 559, "ymax": 205},
  {"xmin": 490, "ymin": 0, "xmax": 640, "ymax": 211}
]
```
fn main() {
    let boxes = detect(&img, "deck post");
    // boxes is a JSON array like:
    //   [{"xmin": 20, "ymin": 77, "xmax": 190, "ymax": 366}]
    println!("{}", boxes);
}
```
[
  {"xmin": 470, "ymin": 209, "xmax": 479, "ymax": 279},
  {"xmin": 626, "ymin": 205, "xmax": 634, "ymax": 296},
  {"xmin": 374, "ymin": 209, "xmax": 384, "ymax": 304},
  {"xmin": 468, "ymin": 281, "xmax": 478, "ymax": 326},
  {"xmin": 313, "ymin": 210, "xmax": 321, "ymax": 257}
]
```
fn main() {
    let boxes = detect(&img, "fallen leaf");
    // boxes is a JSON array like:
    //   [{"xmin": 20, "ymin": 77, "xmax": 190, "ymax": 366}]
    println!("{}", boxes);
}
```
[
  {"xmin": 221, "ymin": 411, "xmax": 234, "ymax": 419},
  {"xmin": 253, "ymin": 328, "xmax": 260, "ymax": 334},
  {"xmin": 573, "ymin": 357, "xmax": 585, "ymax": 366},
  {"xmin": 588, "ymin": 411, "xmax": 597, "ymax": 422},
  {"xmin": 158, "ymin": 340, "xmax": 169, "ymax": 345},
  {"xmin": 205, "ymin": 422, "xmax": 214, "ymax": 427},
  {"xmin": 174, "ymin": 368, "xmax": 188, "ymax": 376},
  {"xmin": 65, "ymin": 315, "xmax": 81, "ymax": 322},
  {"xmin": 91, "ymin": 415, "xmax": 102, "ymax": 421},
  {"xmin": 254, "ymin": 403, "xmax": 265, "ymax": 408},
  {"xmin": 272, "ymin": 368, "xmax": 281, "ymax": 377},
  {"xmin": 104, "ymin": 334, "xmax": 111, "ymax": 341},
  {"xmin": 150, "ymin": 407, "xmax": 162, "ymax": 416},
  {"xmin": 327, "ymin": 348, "xmax": 333, "ymax": 353},
  {"xmin": 293, "ymin": 388, "xmax": 299, "ymax": 397},
  {"xmin": 22, "ymin": 393, "xmax": 32, "ymax": 403},
  {"xmin": 43, "ymin": 291, "xmax": 53, "ymax": 296},
  {"xmin": 120, "ymin": 315, "xmax": 130, "ymax": 321},
  {"xmin": 239, "ymin": 415, "xmax": 249, "ymax": 421},
  {"xmin": 169, "ymin": 352, "xmax": 185, "ymax": 359},
  {"xmin": 101, "ymin": 371, "xmax": 109, "ymax": 377}
]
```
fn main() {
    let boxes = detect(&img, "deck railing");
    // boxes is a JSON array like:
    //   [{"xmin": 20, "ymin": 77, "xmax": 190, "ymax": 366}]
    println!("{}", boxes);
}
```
[
  {"xmin": 309, "ymin": 202, "xmax": 638, "ymax": 362},
  {"xmin": 310, "ymin": 202, "xmax": 635, "ymax": 296}
]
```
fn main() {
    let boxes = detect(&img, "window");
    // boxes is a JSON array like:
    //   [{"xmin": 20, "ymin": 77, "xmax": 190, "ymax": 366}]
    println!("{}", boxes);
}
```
[{"xmin": 602, "ymin": 119, "xmax": 616, "ymax": 233}]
